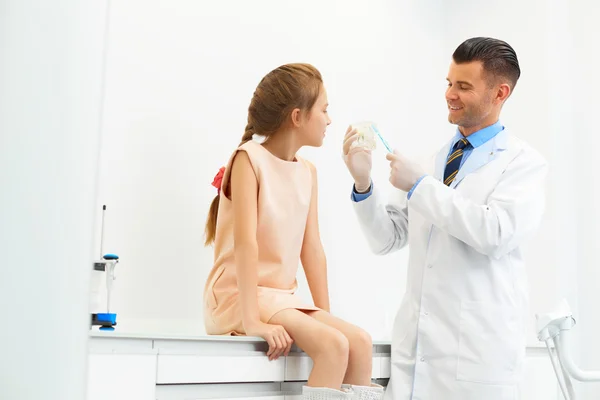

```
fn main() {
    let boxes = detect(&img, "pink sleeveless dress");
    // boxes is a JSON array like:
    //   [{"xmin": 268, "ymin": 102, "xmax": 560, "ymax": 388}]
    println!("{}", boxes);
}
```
[{"xmin": 203, "ymin": 140, "xmax": 321, "ymax": 335}]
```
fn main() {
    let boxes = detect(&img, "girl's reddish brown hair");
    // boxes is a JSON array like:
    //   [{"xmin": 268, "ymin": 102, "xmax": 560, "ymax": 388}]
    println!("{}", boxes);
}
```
[{"xmin": 204, "ymin": 63, "xmax": 323, "ymax": 245}]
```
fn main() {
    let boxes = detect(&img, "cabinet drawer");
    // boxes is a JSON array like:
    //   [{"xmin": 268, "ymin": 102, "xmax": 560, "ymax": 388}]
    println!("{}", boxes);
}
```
[
  {"xmin": 156, "ymin": 354, "xmax": 285, "ymax": 384},
  {"xmin": 379, "ymin": 356, "xmax": 391, "ymax": 378}
]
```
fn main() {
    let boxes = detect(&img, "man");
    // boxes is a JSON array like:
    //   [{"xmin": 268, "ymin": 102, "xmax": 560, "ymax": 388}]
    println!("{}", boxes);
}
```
[{"xmin": 342, "ymin": 37, "xmax": 547, "ymax": 399}]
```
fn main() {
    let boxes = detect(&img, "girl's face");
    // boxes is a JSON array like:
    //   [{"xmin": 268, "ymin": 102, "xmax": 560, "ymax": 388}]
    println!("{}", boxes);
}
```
[{"xmin": 300, "ymin": 85, "xmax": 331, "ymax": 147}]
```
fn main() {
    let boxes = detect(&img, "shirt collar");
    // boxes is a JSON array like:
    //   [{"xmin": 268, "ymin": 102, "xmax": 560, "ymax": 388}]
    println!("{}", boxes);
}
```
[{"xmin": 452, "ymin": 120, "xmax": 504, "ymax": 149}]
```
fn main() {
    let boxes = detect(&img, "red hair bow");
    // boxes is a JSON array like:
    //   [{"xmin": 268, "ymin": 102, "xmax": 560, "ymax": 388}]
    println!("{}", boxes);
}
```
[{"xmin": 212, "ymin": 166, "xmax": 225, "ymax": 194}]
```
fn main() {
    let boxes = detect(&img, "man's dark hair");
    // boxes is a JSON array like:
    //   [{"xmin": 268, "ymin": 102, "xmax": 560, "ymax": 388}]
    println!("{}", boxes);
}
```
[{"xmin": 453, "ymin": 37, "xmax": 521, "ymax": 89}]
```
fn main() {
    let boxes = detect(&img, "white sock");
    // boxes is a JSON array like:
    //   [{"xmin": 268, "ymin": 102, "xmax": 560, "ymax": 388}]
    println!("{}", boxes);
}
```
[
  {"xmin": 341, "ymin": 383, "xmax": 384, "ymax": 400},
  {"xmin": 302, "ymin": 385, "xmax": 354, "ymax": 399}
]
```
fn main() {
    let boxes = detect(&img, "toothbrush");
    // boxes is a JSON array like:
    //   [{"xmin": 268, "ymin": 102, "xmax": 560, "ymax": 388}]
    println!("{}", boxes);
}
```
[{"xmin": 371, "ymin": 124, "xmax": 393, "ymax": 153}]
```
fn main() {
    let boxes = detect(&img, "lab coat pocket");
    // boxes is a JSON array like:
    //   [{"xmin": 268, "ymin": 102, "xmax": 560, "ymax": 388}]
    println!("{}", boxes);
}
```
[{"xmin": 457, "ymin": 301, "xmax": 523, "ymax": 385}]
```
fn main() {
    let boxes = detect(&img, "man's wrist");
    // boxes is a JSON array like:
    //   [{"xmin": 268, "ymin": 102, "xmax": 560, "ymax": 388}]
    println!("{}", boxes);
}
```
[
  {"xmin": 354, "ymin": 181, "xmax": 371, "ymax": 194},
  {"xmin": 407, "ymin": 175, "xmax": 427, "ymax": 199}
]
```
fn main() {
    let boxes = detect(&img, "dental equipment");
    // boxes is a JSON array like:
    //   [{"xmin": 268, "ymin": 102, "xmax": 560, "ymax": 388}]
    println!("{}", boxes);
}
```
[
  {"xmin": 90, "ymin": 205, "xmax": 121, "ymax": 330},
  {"xmin": 536, "ymin": 299, "xmax": 600, "ymax": 400},
  {"xmin": 371, "ymin": 124, "xmax": 392, "ymax": 153}
]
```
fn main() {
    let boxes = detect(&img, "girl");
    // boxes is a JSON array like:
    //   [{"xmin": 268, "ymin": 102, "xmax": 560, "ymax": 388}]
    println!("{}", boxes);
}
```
[{"xmin": 203, "ymin": 63, "xmax": 384, "ymax": 400}]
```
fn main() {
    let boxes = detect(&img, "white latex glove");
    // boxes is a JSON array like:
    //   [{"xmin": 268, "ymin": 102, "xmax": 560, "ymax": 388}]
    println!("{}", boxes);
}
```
[
  {"xmin": 342, "ymin": 125, "xmax": 372, "ymax": 192},
  {"xmin": 386, "ymin": 150, "xmax": 425, "ymax": 192}
]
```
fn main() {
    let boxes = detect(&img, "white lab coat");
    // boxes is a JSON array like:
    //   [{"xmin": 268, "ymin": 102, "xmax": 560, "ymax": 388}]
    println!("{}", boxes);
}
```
[{"xmin": 353, "ymin": 129, "xmax": 547, "ymax": 400}]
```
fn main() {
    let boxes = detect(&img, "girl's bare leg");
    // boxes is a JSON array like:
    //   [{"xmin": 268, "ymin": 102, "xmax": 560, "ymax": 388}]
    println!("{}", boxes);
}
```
[{"xmin": 269, "ymin": 308, "xmax": 350, "ymax": 389}]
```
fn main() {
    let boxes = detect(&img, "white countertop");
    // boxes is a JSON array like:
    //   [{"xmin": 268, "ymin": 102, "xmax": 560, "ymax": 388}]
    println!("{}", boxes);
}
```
[
  {"xmin": 88, "ymin": 320, "xmax": 392, "ymax": 345},
  {"xmin": 88, "ymin": 319, "xmax": 544, "ymax": 348}
]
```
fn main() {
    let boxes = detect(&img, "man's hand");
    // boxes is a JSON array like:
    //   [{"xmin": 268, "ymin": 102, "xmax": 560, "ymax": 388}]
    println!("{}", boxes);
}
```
[
  {"xmin": 342, "ymin": 125, "xmax": 372, "ymax": 192},
  {"xmin": 386, "ymin": 150, "xmax": 425, "ymax": 192}
]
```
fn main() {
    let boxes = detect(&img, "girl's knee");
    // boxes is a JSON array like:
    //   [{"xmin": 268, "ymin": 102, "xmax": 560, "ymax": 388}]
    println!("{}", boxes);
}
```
[
  {"xmin": 349, "ymin": 327, "xmax": 373, "ymax": 356},
  {"xmin": 317, "ymin": 328, "xmax": 350, "ymax": 364}
]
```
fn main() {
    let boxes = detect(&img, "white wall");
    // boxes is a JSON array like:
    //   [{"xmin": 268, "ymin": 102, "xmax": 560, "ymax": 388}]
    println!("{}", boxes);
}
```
[
  {"xmin": 95, "ymin": 0, "xmax": 446, "ymax": 339},
  {"xmin": 0, "ymin": 1, "xmax": 108, "ymax": 399},
  {"xmin": 568, "ymin": 1, "xmax": 600, "ymax": 398},
  {"xmin": 94, "ymin": 0, "xmax": 600, "ymax": 398}
]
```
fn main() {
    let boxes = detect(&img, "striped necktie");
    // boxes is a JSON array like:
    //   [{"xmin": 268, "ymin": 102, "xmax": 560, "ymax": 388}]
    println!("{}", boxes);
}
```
[{"xmin": 443, "ymin": 138, "xmax": 470, "ymax": 186}]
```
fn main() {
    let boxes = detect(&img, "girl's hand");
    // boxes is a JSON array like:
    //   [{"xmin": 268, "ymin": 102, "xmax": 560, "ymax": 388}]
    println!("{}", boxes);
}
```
[{"xmin": 244, "ymin": 321, "xmax": 294, "ymax": 360}]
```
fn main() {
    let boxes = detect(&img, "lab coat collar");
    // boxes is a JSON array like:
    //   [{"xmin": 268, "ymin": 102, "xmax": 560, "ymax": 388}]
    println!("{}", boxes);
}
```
[{"xmin": 435, "ymin": 128, "xmax": 509, "ymax": 187}]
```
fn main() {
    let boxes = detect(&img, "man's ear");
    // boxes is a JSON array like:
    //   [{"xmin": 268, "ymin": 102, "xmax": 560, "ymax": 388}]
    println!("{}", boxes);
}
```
[
  {"xmin": 496, "ymin": 83, "xmax": 511, "ymax": 102},
  {"xmin": 290, "ymin": 108, "xmax": 302, "ymax": 128}
]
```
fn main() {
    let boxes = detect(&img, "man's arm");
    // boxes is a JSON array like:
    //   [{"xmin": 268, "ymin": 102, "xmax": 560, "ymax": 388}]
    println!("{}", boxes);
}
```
[
  {"xmin": 343, "ymin": 125, "xmax": 409, "ymax": 255},
  {"xmin": 408, "ymin": 149, "xmax": 547, "ymax": 259},
  {"xmin": 352, "ymin": 182, "xmax": 409, "ymax": 255}
]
